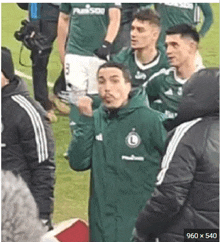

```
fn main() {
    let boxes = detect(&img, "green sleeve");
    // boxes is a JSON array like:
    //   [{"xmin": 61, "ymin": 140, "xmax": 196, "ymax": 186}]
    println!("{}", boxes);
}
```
[
  {"xmin": 111, "ymin": 48, "xmax": 127, "ymax": 63},
  {"xmin": 198, "ymin": 3, "xmax": 213, "ymax": 37},
  {"xmin": 150, "ymin": 111, "xmax": 167, "ymax": 154},
  {"xmin": 141, "ymin": 109, "xmax": 167, "ymax": 155},
  {"xmin": 68, "ymin": 115, "xmax": 95, "ymax": 171},
  {"xmin": 60, "ymin": 3, "xmax": 71, "ymax": 14},
  {"xmin": 146, "ymin": 76, "xmax": 161, "ymax": 98}
]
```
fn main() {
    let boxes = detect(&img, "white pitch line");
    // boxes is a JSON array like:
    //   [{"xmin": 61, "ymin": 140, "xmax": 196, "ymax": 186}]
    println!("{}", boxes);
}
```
[{"xmin": 15, "ymin": 70, "xmax": 54, "ymax": 87}]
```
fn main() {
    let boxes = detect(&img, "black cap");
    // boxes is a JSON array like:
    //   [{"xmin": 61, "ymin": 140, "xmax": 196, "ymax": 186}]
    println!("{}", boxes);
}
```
[{"xmin": 1, "ymin": 47, "xmax": 15, "ymax": 81}]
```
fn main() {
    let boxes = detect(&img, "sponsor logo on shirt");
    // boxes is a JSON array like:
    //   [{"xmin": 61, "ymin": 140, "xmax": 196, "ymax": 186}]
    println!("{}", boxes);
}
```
[
  {"xmin": 135, "ymin": 71, "xmax": 147, "ymax": 80},
  {"xmin": 126, "ymin": 128, "xmax": 141, "ymax": 148},
  {"xmin": 164, "ymin": 3, "xmax": 193, "ymax": 9},
  {"xmin": 95, "ymin": 133, "xmax": 103, "ymax": 141},
  {"xmin": 122, "ymin": 155, "xmax": 144, "ymax": 161},
  {"xmin": 73, "ymin": 4, "xmax": 105, "ymax": 15}
]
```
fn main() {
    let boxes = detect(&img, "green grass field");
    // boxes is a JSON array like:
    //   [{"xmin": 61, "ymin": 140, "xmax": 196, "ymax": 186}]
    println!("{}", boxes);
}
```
[{"xmin": 1, "ymin": 3, "xmax": 219, "ymax": 224}]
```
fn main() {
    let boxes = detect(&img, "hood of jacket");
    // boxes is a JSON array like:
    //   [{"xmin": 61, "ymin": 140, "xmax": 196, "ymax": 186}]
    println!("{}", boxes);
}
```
[
  {"xmin": 99, "ymin": 90, "xmax": 149, "ymax": 120},
  {"xmin": 164, "ymin": 68, "xmax": 219, "ymax": 131},
  {"xmin": 2, "ymin": 75, "xmax": 30, "ymax": 99}
]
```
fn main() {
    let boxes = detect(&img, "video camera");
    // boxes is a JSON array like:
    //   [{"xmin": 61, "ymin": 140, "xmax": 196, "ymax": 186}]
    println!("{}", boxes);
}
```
[{"xmin": 14, "ymin": 19, "xmax": 52, "ymax": 56}]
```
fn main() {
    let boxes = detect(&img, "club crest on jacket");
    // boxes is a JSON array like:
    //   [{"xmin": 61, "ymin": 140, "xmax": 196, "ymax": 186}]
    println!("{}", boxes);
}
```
[{"xmin": 125, "ymin": 128, "xmax": 141, "ymax": 148}]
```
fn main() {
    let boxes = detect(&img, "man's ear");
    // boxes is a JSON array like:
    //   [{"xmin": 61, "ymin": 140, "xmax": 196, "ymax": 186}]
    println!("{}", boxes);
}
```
[{"xmin": 189, "ymin": 40, "xmax": 198, "ymax": 53}]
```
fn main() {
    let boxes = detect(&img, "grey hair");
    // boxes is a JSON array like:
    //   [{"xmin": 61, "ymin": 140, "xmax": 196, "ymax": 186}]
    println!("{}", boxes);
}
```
[{"xmin": 1, "ymin": 170, "xmax": 46, "ymax": 242}]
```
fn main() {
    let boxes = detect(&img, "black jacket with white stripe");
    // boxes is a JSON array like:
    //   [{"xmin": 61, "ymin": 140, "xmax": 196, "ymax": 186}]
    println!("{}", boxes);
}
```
[
  {"xmin": 1, "ymin": 76, "xmax": 55, "ymax": 220},
  {"xmin": 134, "ymin": 69, "xmax": 219, "ymax": 242}
]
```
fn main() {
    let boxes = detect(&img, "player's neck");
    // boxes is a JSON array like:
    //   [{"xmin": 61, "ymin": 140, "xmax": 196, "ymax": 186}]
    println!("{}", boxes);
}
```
[
  {"xmin": 176, "ymin": 57, "xmax": 197, "ymax": 80},
  {"xmin": 136, "ymin": 46, "xmax": 158, "ymax": 65}
]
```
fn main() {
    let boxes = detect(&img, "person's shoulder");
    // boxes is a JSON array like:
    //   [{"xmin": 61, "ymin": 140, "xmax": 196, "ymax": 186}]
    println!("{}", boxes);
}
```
[
  {"xmin": 112, "ymin": 47, "xmax": 133, "ymax": 63},
  {"xmin": 132, "ymin": 95, "xmax": 166, "ymax": 123},
  {"xmin": 140, "ymin": 105, "xmax": 166, "ymax": 121},
  {"xmin": 13, "ymin": 93, "xmax": 48, "ymax": 121},
  {"xmin": 143, "ymin": 67, "xmax": 174, "ymax": 89},
  {"xmin": 148, "ymin": 67, "xmax": 175, "ymax": 82}
]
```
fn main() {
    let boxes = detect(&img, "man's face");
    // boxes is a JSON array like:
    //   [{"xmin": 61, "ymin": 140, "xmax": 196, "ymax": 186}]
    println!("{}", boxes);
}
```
[
  {"xmin": 131, "ymin": 19, "xmax": 159, "ymax": 50},
  {"xmin": 165, "ymin": 34, "xmax": 196, "ymax": 68},
  {"xmin": 98, "ymin": 67, "xmax": 131, "ymax": 109}
]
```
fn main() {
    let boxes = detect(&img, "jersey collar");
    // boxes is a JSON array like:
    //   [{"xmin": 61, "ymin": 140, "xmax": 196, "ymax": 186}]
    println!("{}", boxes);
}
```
[{"xmin": 134, "ymin": 50, "xmax": 161, "ymax": 70}]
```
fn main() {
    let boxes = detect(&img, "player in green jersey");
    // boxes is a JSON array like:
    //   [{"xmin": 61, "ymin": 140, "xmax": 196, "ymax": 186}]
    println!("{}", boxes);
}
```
[
  {"xmin": 141, "ymin": 24, "xmax": 205, "ymax": 120},
  {"xmin": 112, "ymin": 9, "xmax": 170, "ymax": 88},
  {"xmin": 57, "ymin": 3, "xmax": 121, "ymax": 128},
  {"xmin": 154, "ymin": 3, "xmax": 213, "ymax": 47}
]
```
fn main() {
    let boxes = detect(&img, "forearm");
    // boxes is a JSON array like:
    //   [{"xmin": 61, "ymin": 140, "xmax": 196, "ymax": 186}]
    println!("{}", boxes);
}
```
[
  {"xmin": 198, "ymin": 3, "xmax": 213, "ymax": 37},
  {"xmin": 57, "ymin": 12, "xmax": 70, "ymax": 64},
  {"xmin": 31, "ymin": 161, "xmax": 56, "ymax": 217},
  {"xmin": 105, "ymin": 8, "xmax": 121, "ymax": 43}
]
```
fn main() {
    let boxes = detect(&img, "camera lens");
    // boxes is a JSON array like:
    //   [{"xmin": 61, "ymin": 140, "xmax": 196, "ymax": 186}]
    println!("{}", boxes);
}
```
[{"xmin": 14, "ymin": 31, "xmax": 22, "ymax": 41}]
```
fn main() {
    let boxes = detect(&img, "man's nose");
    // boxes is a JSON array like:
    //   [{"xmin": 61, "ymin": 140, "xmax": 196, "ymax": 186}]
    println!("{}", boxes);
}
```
[
  {"xmin": 166, "ymin": 45, "xmax": 172, "ymax": 55},
  {"xmin": 104, "ymin": 81, "xmax": 111, "ymax": 92},
  {"xmin": 131, "ymin": 28, "xmax": 136, "ymax": 38}
]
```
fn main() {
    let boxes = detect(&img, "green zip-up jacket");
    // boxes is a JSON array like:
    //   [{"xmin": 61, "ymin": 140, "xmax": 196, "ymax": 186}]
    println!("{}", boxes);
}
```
[{"xmin": 68, "ymin": 94, "xmax": 167, "ymax": 242}]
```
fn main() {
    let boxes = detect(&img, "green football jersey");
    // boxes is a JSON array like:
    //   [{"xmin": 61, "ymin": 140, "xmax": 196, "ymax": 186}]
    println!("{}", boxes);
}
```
[
  {"xmin": 112, "ymin": 47, "xmax": 169, "ymax": 87},
  {"xmin": 60, "ymin": 3, "xmax": 120, "ymax": 56},
  {"xmin": 155, "ymin": 3, "xmax": 213, "ymax": 44},
  {"xmin": 144, "ymin": 66, "xmax": 204, "ymax": 119}
]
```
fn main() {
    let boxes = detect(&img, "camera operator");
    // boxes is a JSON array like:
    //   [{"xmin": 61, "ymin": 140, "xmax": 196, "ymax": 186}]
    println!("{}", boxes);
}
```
[{"xmin": 16, "ymin": 3, "xmax": 69, "ymax": 122}]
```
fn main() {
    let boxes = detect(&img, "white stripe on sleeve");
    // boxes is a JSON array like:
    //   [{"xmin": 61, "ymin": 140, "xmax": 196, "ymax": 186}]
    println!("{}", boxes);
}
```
[
  {"xmin": 156, "ymin": 118, "xmax": 202, "ymax": 186},
  {"xmin": 12, "ymin": 95, "xmax": 48, "ymax": 163}
]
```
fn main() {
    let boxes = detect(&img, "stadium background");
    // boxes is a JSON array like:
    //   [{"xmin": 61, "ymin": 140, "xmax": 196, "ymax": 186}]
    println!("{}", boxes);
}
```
[{"xmin": 1, "ymin": 3, "xmax": 219, "ymax": 224}]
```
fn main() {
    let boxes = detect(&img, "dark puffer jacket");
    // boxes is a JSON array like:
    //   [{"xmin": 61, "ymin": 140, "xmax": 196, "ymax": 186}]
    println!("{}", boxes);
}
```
[
  {"xmin": 134, "ymin": 68, "xmax": 219, "ymax": 242},
  {"xmin": 1, "ymin": 76, "xmax": 55, "ymax": 220}
]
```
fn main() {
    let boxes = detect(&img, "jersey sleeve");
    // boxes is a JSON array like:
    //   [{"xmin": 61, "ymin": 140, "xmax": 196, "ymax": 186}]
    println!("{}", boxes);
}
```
[
  {"xmin": 198, "ymin": 3, "xmax": 213, "ymax": 37},
  {"xmin": 150, "ymin": 111, "xmax": 167, "ymax": 154},
  {"xmin": 60, "ymin": 3, "xmax": 72, "ymax": 14},
  {"xmin": 145, "ymin": 75, "xmax": 162, "ymax": 98},
  {"xmin": 111, "ymin": 48, "xmax": 127, "ymax": 63}
]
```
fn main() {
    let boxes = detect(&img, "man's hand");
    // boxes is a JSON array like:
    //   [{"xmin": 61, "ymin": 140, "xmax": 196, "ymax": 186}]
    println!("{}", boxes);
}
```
[
  {"xmin": 78, "ymin": 96, "xmax": 93, "ymax": 117},
  {"xmin": 94, "ymin": 41, "xmax": 112, "ymax": 61}
]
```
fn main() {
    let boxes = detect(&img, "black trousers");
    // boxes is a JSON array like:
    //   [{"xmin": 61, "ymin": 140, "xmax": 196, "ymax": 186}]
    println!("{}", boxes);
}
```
[{"xmin": 31, "ymin": 20, "xmax": 65, "ymax": 111}]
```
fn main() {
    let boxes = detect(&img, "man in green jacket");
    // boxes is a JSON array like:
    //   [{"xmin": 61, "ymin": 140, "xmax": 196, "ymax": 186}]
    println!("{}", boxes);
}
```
[{"xmin": 68, "ymin": 62, "xmax": 167, "ymax": 242}]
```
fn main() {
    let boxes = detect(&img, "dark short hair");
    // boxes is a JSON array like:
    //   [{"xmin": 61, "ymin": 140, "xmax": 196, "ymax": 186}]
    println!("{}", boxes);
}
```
[
  {"xmin": 133, "ymin": 8, "xmax": 160, "ymax": 27},
  {"xmin": 166, "ymin": 24, "xmax": 200, "ymax": 43},
  {"xmin": 97, "ymin": 62, "xmax": 132, "ymax": 83}
]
